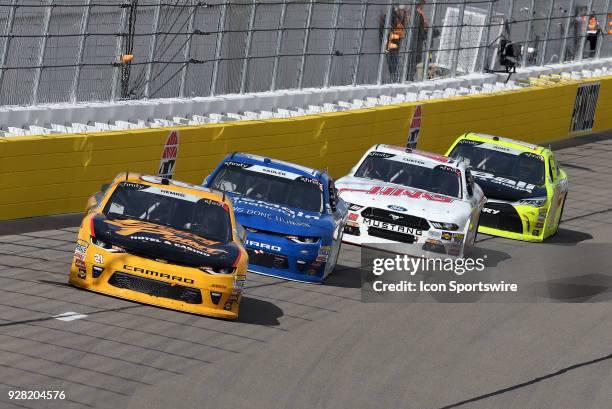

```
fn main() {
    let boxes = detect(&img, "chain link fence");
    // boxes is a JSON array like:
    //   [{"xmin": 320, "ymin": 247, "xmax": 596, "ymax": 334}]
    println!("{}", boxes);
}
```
[{"xmin": 0, "ymin": 0, "xmax": 610, "ymax": 106}]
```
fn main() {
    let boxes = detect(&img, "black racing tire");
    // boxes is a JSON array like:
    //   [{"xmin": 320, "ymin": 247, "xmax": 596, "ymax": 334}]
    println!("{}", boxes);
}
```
[{"xmin": 554, "ymin": 193, "xmax": 568, "ymax": 236}]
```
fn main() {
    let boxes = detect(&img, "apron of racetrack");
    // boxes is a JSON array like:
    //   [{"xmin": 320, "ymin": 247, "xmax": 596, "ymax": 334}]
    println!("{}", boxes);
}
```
[{"xmin": 1, "ymin": 132, "xmax": 611, "ymax": 409}]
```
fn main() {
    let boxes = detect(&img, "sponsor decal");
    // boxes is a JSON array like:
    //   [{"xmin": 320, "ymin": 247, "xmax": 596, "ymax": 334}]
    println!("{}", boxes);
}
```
[
  {"xmin": 452, "ymin": 233, "xmax": 465, "ymax": 243},
  {"xmin": 388, "ymin": 205, "xmax": 407, "ymax": 212},
  {"xmin": 158, "ymin": 130, "xmax": 179, "ymax": 179},
  {"xmin": 522, "ymin": 152, "xmax": 544, "ymax": 161},
  {"xmin": 201, "ymin": 198, "xmax": 225, "ymax": 208},
  {"xmin": 482, "ymin": 207, "xmax": 500, "ymax": 215},
  {"xmin": 225, "ymin": 161, "xmax": 250, "ymax": 168},
  {"xmin": 570, "ymin": 83, "xmax": 600, "ymax": 134},
  {"xmin": 471, "ymin": 170, "xmax": 536, "ymax": 193},
  {"xmin": 232, "ymin": 197, "xmax": 320, "ymax": 226},
  {"xmin": 122, "ymin": 182, "xmax": 148, "ymax": 190},
  {"xmin": 103, "ymin": 219, "xmax": 226, "ymax": 256},
  {"xmin": 340, "ymin": 186, "xmax": 454, "ymax": 203},
  {"xmin": 124, "ymin": 264, "xmax": 195, "ymax": 284},
  {"xmin": 458, "ymin": 139, "xmax": 482, "ymax": 146},
  {"xmin": 436, "ymin": 164, "xmax": 461, "ymax": 176},
  {"xmin": 74, "ymin": 240, "xmax": 88, "ymax": 270},
  {"xmin": 363, "ymin": 218, "xmax": 423, "ymax": 236},
  {"xmin": 401, "ymin": 157, "xmax": 426, "ymax": 166},
  {"xmin": 368, "ymin": 151, "xmax": 395, "ymax": 159},
  {"xmin": 441, "ymin": 232, "xmax": 453, "ymax": 241},
  {"xmin": 261, "ymin": 167, "xmax": 287, "ymax": 177},
  {"xmin": 75, "ymin": 239, "xmax": 88, "ymax": 255},
  {"xmin": 317, "ymin": 245, "xmax": 331, "ymax": 262},
  {"xmin": 297, "ymin": 176, "xmax": 323, "ymax": 191},
  {"xmin": 226, "ymin": 274, "xmax": 246, "ymax": 310},
  {"xmin": 407, "ymin": 105, "xmax": 422, "ymax": 149},
  {"xmin": 160, "ymin": 189, "xmax": 185, "ymax": 198},
  {"xmin": 245, "ymin": 240, "xmax": 281, "ymax": 252},
  {"xmin": 77, "ymin": 269, "xmax": 86, "ymax": 279}
]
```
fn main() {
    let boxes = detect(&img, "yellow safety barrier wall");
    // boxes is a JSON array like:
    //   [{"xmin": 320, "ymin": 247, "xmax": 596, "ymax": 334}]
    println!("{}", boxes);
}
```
[{"xmin": 1, "ymin": 75, "xmax": 611, "ymax": 220}]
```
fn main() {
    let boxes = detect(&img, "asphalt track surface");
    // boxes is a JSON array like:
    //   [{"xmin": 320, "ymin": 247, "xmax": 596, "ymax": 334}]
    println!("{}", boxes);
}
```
[{"xmin": 1, "ymin": 133, "xmax": 612, "ymax": 409}]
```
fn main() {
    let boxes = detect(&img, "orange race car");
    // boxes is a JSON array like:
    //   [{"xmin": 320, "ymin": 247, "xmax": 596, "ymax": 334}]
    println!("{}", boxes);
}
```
[{"xmin": 69, "ymin": 173, "xmax": 248, "ymax": 319}]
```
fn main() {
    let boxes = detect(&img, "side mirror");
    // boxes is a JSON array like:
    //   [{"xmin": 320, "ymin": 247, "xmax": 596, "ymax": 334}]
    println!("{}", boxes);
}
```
[
  {"xmin": 235, "ymin": 224, "xmax": 247, "ymax": 243},
  {"xmin": 100, "ymin": 183, "xmax": 110, "ymax": 192}
]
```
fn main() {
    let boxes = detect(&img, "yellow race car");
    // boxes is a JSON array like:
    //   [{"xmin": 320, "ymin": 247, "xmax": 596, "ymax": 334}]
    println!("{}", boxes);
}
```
[
  {"xmin": 446, "ymin": 133, "xmax": 568, "ymax": 242},
  {"xmin": 70, "ymin": 173, "xmax": 248, "ymax": 319}
]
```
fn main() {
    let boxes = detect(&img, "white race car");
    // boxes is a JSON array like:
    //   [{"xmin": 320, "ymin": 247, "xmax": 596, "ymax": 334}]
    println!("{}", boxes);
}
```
[{"xmin": 336, "ymin": 145, "xmax": 486, "ymax": 258}]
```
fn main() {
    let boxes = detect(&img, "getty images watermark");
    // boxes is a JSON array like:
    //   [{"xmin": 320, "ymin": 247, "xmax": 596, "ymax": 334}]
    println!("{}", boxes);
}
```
[
  {"xmin": 360, "ymin": 243, "xmax": 612, "ymax": 303},
  {"xmin": 370, "ymin": 254, "xmax": 517, "ymax": 295},
  {"xmin": 359, "ymin": 246, "xmax": 524, "ymax": 303}
]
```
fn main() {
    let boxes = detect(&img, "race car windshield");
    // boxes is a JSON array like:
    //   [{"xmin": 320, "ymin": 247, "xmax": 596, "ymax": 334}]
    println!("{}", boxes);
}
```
[
  {"xmin": 354, "ymin": 156, "xmax": 462, "ymax": 198},
  {"xmin": 210, "ymin": 165, "xmax": 323, "ymax": 213},
  {"xmin": 102, "ymin": 183, "xmax": 232, "ymax": 243},
  {"xmin": 449, "ymin": 144, "xmax": 545, "ymax": 186}
]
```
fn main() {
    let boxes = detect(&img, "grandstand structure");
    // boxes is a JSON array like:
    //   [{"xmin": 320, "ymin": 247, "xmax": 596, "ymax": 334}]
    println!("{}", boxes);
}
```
[{"xmin": 0, "ymin": 0, "xmax": 609, "ymax": 107}]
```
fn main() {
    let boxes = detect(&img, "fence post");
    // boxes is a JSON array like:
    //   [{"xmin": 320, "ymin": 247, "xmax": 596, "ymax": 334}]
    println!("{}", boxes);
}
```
[
  {"xmin": 449, "ymin": 0, "xmax": 466, "ymax": 77},
  {"xmin": 179, "ymin": 0, "xmax": 197, "ymax": 98},
  {"xmin": 478, "ymin": 0, "xmax": 494, "ymax": 73},
  {"xmin": 239, "ymin": 0, "xmax": 257, "ymax": 94},
  {"xmin": 560, "ymin": 0, "xmax": 576, "ymax": 63},
  {"xmin": 421, "ymin": 0, "xmax": 438, "ymax": 81},
  {"xmin": 351, "ymin": 1, "xmax": 368, "ymax": 86},
  {"xmin": 577, "ymin": 0, "xmax": 594, "ymax": 61},
  {"xmin": 32, "ymin": 0, "xmax": 53, "ymax": 105},
  {"xmin": 595, "ymin": 0, "xmax": 611, "ymax": 59},
  {"xmin": 323, "ymin": 1, "xmax": 341, "ymax": 88},
  {"xmin": 270, "ymin": 0, "xmax": 288, "ymax": 91},
  {"xmin": 539, "ymin": 0, "xmax": 555, "ymax": 65},
  {"xmin": 210, "ymin": 1, "xmax": 228, "ymax": 96},
  {"xmin": 400, "ymin": 2, "xmax": 419, "ymax": 82},
  {"xmin": 144, "ymin": 0, "xmax": 161, "ymax": 98},
  {"xmin": 521, "ymin": 0, "xmax": 536, "ymax": 67},
  {"xmin": 0, "ymin": 0, "xmax": 17, "ymax": 104},
  {"xmin": 111, "ymin": 4, "xmax": 129, "ymax": 100},
  {"xmin": 297, "ymin": 0, "xmax": 315, "ymax": 89},
  {"xmin": 377, "ymin": 2, "xmax": 394, "ymax": 85},
  {"xmin": 71, "ymin": 0, "xmax": 92, "ymax": 103}
]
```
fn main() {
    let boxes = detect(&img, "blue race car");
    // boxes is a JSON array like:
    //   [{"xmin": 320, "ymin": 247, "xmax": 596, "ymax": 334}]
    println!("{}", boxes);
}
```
[{"xmin": 204, "ymin": 153, "xmax": 348, "ymax": 283}]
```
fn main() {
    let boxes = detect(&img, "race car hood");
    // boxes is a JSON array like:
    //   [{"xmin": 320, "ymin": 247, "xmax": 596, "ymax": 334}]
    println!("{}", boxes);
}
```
[
  {"xmin": 228, "ymin": 195, "xmax": 330, "ymax": 237},
  {"xmin": 470, "ymin": 170, "xmax": 548, "ymax": 201},
  {"xmin": 91, "ymin": 214, "xmax": 240, "ymax": 268},
  {"xmin": 336, "ymin": 176, "xmax": 471, "ymax": 224}
]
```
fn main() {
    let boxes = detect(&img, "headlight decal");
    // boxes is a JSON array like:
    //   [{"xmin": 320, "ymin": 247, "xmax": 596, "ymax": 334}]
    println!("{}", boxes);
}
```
[
  {"xmin": 518, "ymin": 197, "xmax": 547, "ymax": 207},
  {"xmin": 286, "ymin": 235, "xmax": 320, "ymax": 244},
  {"xmin": 430, "ymin": 221, "xmax": 460, "ymax": 231}
]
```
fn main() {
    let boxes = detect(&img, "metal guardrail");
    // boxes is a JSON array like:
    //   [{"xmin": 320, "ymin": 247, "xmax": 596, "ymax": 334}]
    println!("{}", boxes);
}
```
[{"xmin": 0, "ymin": 0, "xmax": 609, "ymax": 106}]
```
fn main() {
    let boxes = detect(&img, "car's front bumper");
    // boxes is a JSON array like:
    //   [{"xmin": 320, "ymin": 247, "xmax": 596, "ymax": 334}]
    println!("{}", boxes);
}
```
[
  {"xmin": 69, "ymin": 240, "xmax": 245, "ymax": 319},
  {"xmin": 342, "ymin": 221, "xmax": 468, "ymax": 258},
  {"xmin": 243, "ymin": 232, "xmax": 330, "ymax": 283},
  {"xmin": 478, "ymin": 202, "xmax": 549, "ymax": 242}
]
